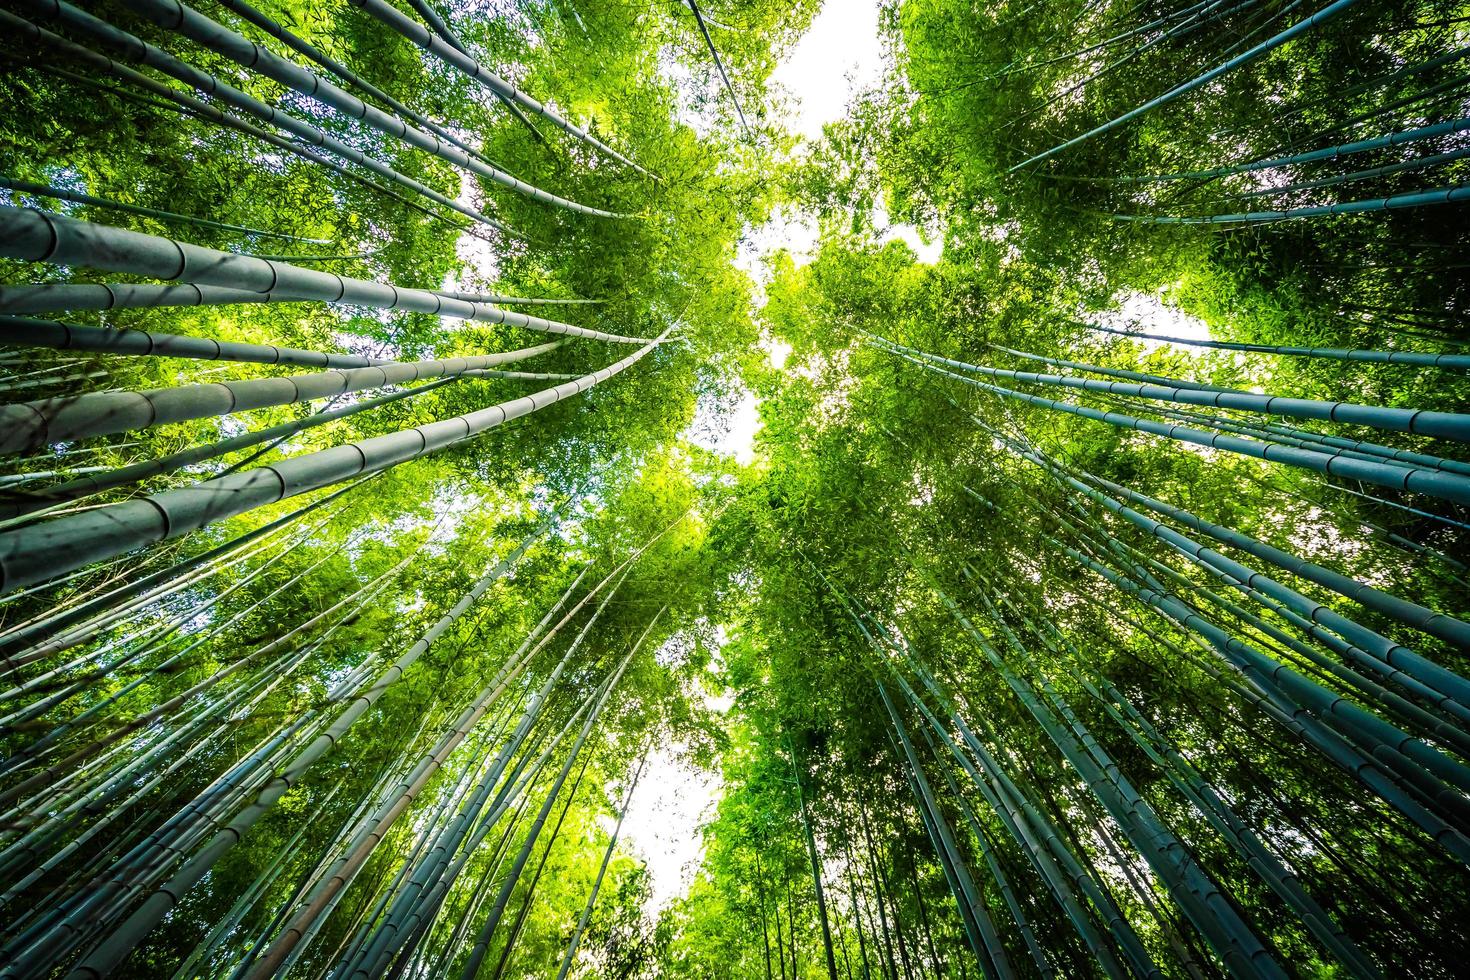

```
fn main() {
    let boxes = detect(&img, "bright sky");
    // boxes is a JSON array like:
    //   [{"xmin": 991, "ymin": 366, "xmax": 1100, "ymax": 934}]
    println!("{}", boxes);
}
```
[
  {"xmin": 634, "ymin": 2, "xmax": 947, "ymax": 911},
  {"xmin": 605, "ymin": 0, "xmax": 1218, "ymax": 927},
  {"xmin": 770, "ymin": 0, "xmax": 887, "ymax": 141},
  {"xmin": 686, "ymin": 0, "xmax": 937, "ymax": 470}
]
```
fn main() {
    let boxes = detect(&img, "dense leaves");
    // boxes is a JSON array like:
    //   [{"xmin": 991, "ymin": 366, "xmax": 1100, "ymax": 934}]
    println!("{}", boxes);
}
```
[{"xmin": 0, "ymin": 0, "xmax": 1467, "ymax": 977}]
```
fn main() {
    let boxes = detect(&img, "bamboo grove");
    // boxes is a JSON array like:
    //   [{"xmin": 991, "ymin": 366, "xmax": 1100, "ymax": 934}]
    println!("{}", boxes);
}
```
[{"xmin": 0, "ymin": 0, "xmax": 1467, "ymax": 977}]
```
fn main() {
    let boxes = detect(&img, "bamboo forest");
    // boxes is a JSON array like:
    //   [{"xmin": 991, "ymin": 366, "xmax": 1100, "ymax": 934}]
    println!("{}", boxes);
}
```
[{"xmin": 3, "ymin": 0, "xmax": 1470, "ymax": 976}]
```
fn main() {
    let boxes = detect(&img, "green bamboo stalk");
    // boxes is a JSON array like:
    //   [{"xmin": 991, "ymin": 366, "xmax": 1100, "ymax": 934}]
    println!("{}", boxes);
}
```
[
  {"xmin": 450, "ymin": 637, "xmax": 640, "ymax": 980},
  {"xmin": 1122, "ymin": 115, "xmax": 1470, "ymax": 184},
  {"xmin": 553, "ymin": 751, "xmax": 647, "ymax": 980},
  {"xmin": 344, "ymin": 0, "xmax": 655, "ymax": 178},
  {"xmin": 1009, "ymin": 0, "xmax": 1363, "ymax": 170},
  {"xmin": 0, "ymin": 478, "xmax": 366, "ymax": 658},
  {"xmin": 0, "ymin": 325, "xmax": 669, "ymax": 594},
  {"xmin": 59, "ymin": 530, "xmax": 544, "ymax": 978},
  {"xmin": 212, "ymin": 0, "xmax": 515, "ymax": 172},
  {"xmin": 886, "ymin": 346, "xmax": 1470, "ymax": 504},
  {"xmin": 0, "ymin": 208, "xmax": 646, "ymax": 343},
  {"xmin": 2, "ymin": 8, "xmax": 520, "ymax": 238},
  {"xmin": 116, "ymin": 0, "xmax": 622, "ymax": 219},
  {"xmin": 878, "ymin": 679, "xmax": 1013, "ymax": 980},
  {"xmin": 872, "ymin": 334, "xmax": 1470, "ymax": 442},
  {"xmin": 0, "ymin": 379, "xmax": 453, "ymax": 523},
  {"xmin": 1084, "ymin": 322, "xmax": 1470, "ymax": 370},
  {"xmin": 1110, "ymin": 184, "xmax": 1470, "ymax": 224},
  {"xmin": 0, "ymin": 342, "xmax": 564, "ymax": 454}
]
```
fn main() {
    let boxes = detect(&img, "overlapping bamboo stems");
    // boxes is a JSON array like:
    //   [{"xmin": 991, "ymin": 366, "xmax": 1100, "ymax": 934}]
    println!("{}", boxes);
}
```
[
  {"xmin": 877, "ymin": 340, "xmax": 1470, "ymax": 504},
  {"xmin": 832, "ymin": 611, "xmax": 983, "ymax": 979},
  {"xmin": 342, "ymin": 0, "xmax": 654, "ymax": 177},
  {"xmin": 0, "ymin": 340, "xmax": 567, "ymax": 454},
  {"xmin": 0, "ymin": 476, "xmax": 370, "ymax": 661},
  {"xmin": 0, "ymin": 380, "xmax": 452, "ymax": 523},
  {"xmin": 0, "ymin": 315, "xmax": 393, "ymax": 369},
  {"xmin": 1, "ymin": 7, "xmax": 523, "ymax": 239},
  {"xmin": 888, "ymin": 346, "xmax": 1470, "ymax": 507},
  {"xmin": 871, "ymin": 333, "xmax": 1470, "ymax": 443},
  {"xmin": 211, "ymin": 0, "xmax": 514, "ymax": 173},
  {"xmin": 976, "ymin": 419, "xmax": 1470, "ymax": 689},
  {"xmin": 819, "ymin": 566, "xmax": 1151, "ymax": 979},
  {"xmin": 0, "ymin": 530, "xmax": 440, "ymax": 965},
  {"xmin": 857, "ymin": 600, "xmax": 1088, "ymax": 980},
  {"xmin": 113, "ymin": 0, "xmax": 621, "ymax": 219},
  {"xmin": 1192, "ymin": 144, "xmax": 1470, "ymax": 203},
  {"xmin": 1206, "ymin": 42, "xmax": 1470, "ymax": 145},
  {"xmin": 334, "ymin": 572, "xmax": 638, "ymax": 977},
  {"xmin": 1070, "ymin": 514, "xmax": 1470, "ymax": 757},
  {"xmin": 0, "ymin": 175, "xmax": 330, "ymax": 243},
  {"xmin": 50, "ymin": 528, "xmax": 547, "ymax": 979},
  {"xmin": 1010, "ymin": 0, "xmax": 1363, "ymax": 170},
  {"xmin": 553, "ymin": 750, "xmax": 648, "ymax": 980},
  {"xmin": 271, "ymin": 753, "xmax": 438, "ymax": 975},
  {"xmin": 981, "ymin": 0, "xmax": 1240, "ymax": 83},
  {"xmin": 842, "ymin": 480, "xmax": 1155, "ymax": 978},
  {"xmin": 1050, "ymin": 503, "xmax": 1470, "ymax": 828},
  {"xmin": 0, "ymin": 513, "xmax": 309, "ymax": 681},
  {"xmin": 834, "ymin": 518, "xmax": 1277, "ymax": 979},
  {"xmin": 786, "ymin": 734, "xmax": 840, "ymax": 980},
  {"xmin": 0, "ymin": 209, "xmax": 644, "ymax": 345},
  {"xmin": 985, "ymin": 342, "xmax": 1237, "ymax": 393},
  {"xmin": 167, "ymin": 774, "xmax": 351, "ymax": 979},
  {"xmin": 0, "ymin": 282, "xmax": 570, "ymax": 318},
  {"xmin": 451, "ymin": 621, "xmax": 646, "ymax": 980},
  {"xmin": 911, "ymin": 715, "xmax": 1054, "ymax": 979},
  {"xmin": 2, "ymin": 710, "xmax": 308, "ymax": 974},
  {"xmin": 484, "ymin": 751, "xmax": 596, "ymax": 980},
  {"xmin": 1110, "ymin": 185, "xmax": 1470, "ymax": 224},
  {"xmin": 925, "ymin": 578, "xmax": 1288, "ymax": 978},
  {"xmin": 1049, "ymin": 527, "xmax": 1470, "ymax": 864},
  {"xmin": 23, "ymin": 59, "xmax": 488, "ymax": 245},
  {"xmin": 443, "ymin": 291, "xmax": 600, "ymax": 306},
  {"xmin": 962, "ymin": 420, "xmax": 1470, "ymax": 798},
  {"xmin": 0, "ymin": 516, "xmax": 358, "ymax": 757},
  {"xmin": 877, "ymin": 680, "xmax": 1013, "ymax": 980},
  {"xmin": 1006, "ymin": 0, "xmax": 1265, "ymax": 133},
  {"xmin": 815, "ymin": 558, "xmax": 1082, "ymax": 978},
  {"xmin": 965, "ymin": 549, "xmax": 1388, "ymax": 971},
  {"xmin": 0, "ymin": 608, "xmax": 370, "ymax": 923},
  {"xmin": 247, "ymin": 514, "xmax": 684, "ymax": 976},
  {"xmin": 0, "ymin": 321, "xmax": 673, "ymax": 594},
  {"xmin": 1119, "ymin": 114, "xmax": 1470, "ymax": 185},
  {"xmin": 1028, "ymin": 602, "xmax": 1384, "ymax": 977},
  {"xmin": 1135, "ymin": 402, "xmax": 1470, "ymax": 480},
  {"xmin": 1018, "ymin": 463, "xmax": 1470, "ymax": 788},
  {"xmin": 326, "ymin": 695, "xmax": 530, "ymax": 975}
]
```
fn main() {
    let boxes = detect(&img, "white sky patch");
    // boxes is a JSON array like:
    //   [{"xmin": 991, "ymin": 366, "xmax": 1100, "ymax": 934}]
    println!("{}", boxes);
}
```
[
  {"xmin": 451, "ymin": 172, "xmax": 501, "ymax": 286},
  {"xmin": 771, "ymin": 0, "xmax": 886, "ymax": 142},
  {"xmin": 738, "ymin": 0, "xmax": 939, "ymax": 287},
  {"xmin": 617, "ymin": 742, "xmax": 724, "ymax": 911},
  {"xmin": 1094, "ymin": 290, "xmax": 1213, "ymax": 353},
  {"xmin": 684, "ymin": 385, "xmax": 761, "ymax": 464},
  {"xmin": 764, "ymin": 334, "xmax": 793, "ymax": 370}
]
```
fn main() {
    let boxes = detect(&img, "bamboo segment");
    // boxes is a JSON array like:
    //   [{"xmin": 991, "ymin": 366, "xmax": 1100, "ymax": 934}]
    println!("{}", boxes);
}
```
[
  {"xmin": 0, "ymin": 328, "xmax": 671, "ymax": 593},
  {"xmin": 0, "ymin": 206, "xmax": 651, "ymax": 344},
  {"xmin": 0, "ymin": 343, "xmax": 564, "ymax": 454},
  {"xmin": 344, "ymin": 0, "xmax": 655, "ymax": 178},
  {"xmin": 116, "ymin": 0, "xmax": 623, "ymax": 219},
  {"xmin": 0, "ymin": 315, "xmax": 394, "ymax": 368}
]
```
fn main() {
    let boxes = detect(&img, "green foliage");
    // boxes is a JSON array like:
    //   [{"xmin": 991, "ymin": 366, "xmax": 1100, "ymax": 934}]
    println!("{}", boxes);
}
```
[{"xmin": 1, "ymin": 0, "xmax": 1468, "ymax": 977}]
